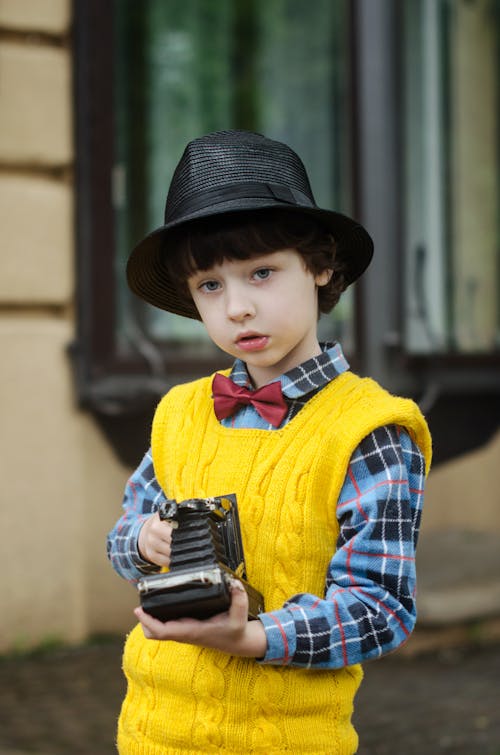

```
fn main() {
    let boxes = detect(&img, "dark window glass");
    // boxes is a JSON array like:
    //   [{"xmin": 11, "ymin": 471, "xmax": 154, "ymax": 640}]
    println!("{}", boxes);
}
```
[{"xmin": 402, "ymin": 0, "xmax": 500, "ymax": 355}]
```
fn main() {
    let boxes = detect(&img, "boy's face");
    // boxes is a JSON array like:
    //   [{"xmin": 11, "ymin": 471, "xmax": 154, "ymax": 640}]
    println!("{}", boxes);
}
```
[{"xmin": 187, "ymin": 249, "xmax": 331, "ymax": 387}]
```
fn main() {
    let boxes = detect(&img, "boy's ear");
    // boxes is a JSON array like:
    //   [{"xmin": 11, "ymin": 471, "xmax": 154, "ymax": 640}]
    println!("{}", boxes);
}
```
[{"xmin": 315, "ymin": 269, "xmax": 333, "ymax": 287}]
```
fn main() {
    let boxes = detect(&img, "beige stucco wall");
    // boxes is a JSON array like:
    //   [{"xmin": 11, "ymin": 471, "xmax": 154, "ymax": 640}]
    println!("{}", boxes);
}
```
[
  {"xmin": 0, "ymin": 1, "xmax": 498, "ymax": 653},
  {"xmin": 0, "ymin": 1, "xmax": 135, "ymax": 653},
  {"xmin": 0, "ymin": 0, "xmax": 70, "ymax": 35},
  {"xmin": 423, "ymin": 429, "xmax": 500, "ymax": 534}
]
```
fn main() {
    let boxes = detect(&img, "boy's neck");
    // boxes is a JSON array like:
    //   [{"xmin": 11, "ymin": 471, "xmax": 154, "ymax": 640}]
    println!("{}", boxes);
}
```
[{"xmin": 244, "ymin": 340, "xmax": 323, "ymax": 388}]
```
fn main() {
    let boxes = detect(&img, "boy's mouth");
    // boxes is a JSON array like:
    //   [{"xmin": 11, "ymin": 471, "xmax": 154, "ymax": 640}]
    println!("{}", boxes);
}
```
[{"xmin": 236, "ymin": 334, "xmax": 269, "ymax": 352}]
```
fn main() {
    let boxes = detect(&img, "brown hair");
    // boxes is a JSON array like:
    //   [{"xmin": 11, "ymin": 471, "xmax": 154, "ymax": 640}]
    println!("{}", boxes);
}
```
[{"xmin": 163, "ymin": 209, "xmax": 347, "ymax": 315}]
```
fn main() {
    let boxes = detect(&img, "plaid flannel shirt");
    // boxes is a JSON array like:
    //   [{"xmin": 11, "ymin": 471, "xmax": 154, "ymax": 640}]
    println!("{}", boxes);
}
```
[{"xmin": 107, "ymin": 342, "xmax": 426, "ymax": 668}]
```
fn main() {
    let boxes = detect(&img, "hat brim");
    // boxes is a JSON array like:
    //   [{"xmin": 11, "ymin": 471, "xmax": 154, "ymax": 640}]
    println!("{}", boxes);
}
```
[{"xmin": 126, "ymin": 200, "xmax": 374, "ymax": 319}]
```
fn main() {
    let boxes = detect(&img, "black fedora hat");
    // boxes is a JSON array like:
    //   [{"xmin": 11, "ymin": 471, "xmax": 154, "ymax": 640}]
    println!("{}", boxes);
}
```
[{"xmin": 127, "ymin": 129, "xmax": 373, "ymax": 319}]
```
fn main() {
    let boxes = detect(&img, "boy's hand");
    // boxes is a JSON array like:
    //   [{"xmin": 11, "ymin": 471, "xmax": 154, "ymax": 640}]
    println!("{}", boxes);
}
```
[
  {"xmin": 134, "ymin": 580, "xmax": 267, "ymax": 659},
  {"xmin": 138, "ymin": 512, "xmax": 173, "ymax": 568}
]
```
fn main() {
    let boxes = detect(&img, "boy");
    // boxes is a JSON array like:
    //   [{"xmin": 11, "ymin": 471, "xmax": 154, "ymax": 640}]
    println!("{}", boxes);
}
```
[{"xmin": 107, "ymin": 130, "xmax": 432, "ymax": 754}]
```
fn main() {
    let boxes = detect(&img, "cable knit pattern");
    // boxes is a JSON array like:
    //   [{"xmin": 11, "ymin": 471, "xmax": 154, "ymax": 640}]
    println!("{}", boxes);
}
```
[{"xmin": 118, "ymin": 370, "xmax": 431, "ymax": 755}]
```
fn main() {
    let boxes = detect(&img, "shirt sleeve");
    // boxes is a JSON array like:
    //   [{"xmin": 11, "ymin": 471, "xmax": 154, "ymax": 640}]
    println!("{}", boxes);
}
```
[
  {"xmin": 259, "ymin": 425, "xmax": 426, "ymax": 668},
  {"xmin": 106, "ymin": 448, "xmax": 168, "ymax": 583}
]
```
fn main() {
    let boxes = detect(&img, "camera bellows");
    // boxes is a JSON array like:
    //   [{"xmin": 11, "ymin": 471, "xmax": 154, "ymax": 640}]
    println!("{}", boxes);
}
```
[
  {"xmin": 170, "ymin": 511, "xmax": 230, "ymax": 571},
  {"xmin": 136, "ymin": 495, "xmax": 264, "ymax": 621}
]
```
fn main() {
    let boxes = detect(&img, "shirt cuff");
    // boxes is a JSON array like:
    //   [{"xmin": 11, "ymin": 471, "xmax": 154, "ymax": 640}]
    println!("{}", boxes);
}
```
[{"xmin": 258, "ymin": 609, "xmax": 297, "ymax": 665}]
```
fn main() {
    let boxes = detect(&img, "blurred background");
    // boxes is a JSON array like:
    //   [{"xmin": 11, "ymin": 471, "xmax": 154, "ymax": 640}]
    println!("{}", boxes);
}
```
[{"xmin": 0, "ymin": 0, "xmax": 499, "ymax": 752}]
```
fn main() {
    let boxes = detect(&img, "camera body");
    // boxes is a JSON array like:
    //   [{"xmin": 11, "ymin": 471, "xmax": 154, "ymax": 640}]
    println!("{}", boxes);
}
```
[{"xmin": 137, "ymin": 494, "xmax": 265, "ymax": 622}]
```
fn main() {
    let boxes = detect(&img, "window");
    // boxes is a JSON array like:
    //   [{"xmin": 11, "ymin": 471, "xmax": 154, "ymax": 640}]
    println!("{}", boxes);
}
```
[{"xmin": 402, "ymin": 0, "xmax": 499, "ymax": 355}]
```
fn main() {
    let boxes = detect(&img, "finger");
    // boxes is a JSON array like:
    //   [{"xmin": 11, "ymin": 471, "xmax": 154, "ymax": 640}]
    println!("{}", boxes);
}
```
[
  {"xmin": 134, "ymin": 608, "xmax": 155, "ymax": 638},
  {"xmin": 134, "ymin": 607, "xmax": 172, "ymax": 639},
  {"xmin": 228, "ymin": 580, "xmax": 249, "ymax": 623},
  {"xmin": 149, "ymin": 546, "xmax": 170, "ymax": 566},
  {"xmin": 134, "ymin": 606, "xmax": 201, "ymax": 642},
  {"xmin": 153, "ymin": 519, "xmax": 173, "ymax": 538},
  {"xmin": 153, "ymin": 554, "xmax": 170, "ymax": 568},
  {"xmin": 134, "ymin": 606, "xmax": 170, "ymax": 629},
  {"xmin": 147, "ymin": 531, "xmax": 170, "ymax": 548}
]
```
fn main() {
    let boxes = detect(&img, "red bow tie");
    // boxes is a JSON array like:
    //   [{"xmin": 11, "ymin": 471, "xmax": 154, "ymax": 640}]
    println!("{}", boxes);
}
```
[{"xmin": 212, "ymin": 373, "xmax": 288, "ymax": 427}]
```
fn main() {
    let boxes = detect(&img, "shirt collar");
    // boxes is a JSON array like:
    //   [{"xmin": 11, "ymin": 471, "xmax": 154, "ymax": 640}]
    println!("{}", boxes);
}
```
[{"xmin": 229, "ymin": 341, "xmax": 350, "ymax": 399}]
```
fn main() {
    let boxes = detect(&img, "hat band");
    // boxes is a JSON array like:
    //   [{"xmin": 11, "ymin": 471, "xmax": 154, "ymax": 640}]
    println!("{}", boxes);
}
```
[{"xmin": 165, "ymin": 181, "xmax": 316, "ymax": 223}]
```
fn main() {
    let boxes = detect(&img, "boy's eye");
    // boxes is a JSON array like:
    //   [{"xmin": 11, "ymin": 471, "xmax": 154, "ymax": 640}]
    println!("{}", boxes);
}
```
[
  {"xmin": 199, "ymin": 280, "xmax": 220, "ymax": 292},
  {"xmin": 253, "ymin": 268, "xmax": 272, "ymax": 281}
]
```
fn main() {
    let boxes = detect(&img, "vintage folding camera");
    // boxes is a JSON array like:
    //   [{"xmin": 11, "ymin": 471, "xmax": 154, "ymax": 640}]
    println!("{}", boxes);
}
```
[{"xmin": 137, "ymin": 494, "xmax": 265, "ymax": 622}]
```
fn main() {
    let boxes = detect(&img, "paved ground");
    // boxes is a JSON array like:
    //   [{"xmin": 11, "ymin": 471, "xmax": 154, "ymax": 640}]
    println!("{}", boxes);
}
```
[{"xmin": 0, "ymin": 635, "xmax": 499, "ymax": 755}]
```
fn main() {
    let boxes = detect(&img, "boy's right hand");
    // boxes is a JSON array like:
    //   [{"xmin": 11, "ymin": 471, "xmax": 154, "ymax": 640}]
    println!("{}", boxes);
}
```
[{"xmin": 138, "ymin": 513, "xmax": 173, "ymax": 568}]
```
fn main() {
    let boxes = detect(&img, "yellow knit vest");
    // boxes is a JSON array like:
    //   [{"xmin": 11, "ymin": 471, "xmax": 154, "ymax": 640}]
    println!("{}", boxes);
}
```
[{"xmin": 118, "ymin": 371, "xmax": 431, "ymax": 755}]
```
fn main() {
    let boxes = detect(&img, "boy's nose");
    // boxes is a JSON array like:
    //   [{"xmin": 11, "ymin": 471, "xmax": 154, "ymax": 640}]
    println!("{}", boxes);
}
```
[{"xmin": 225, "ymin": 286, "xmax": 255, "ymax": 321}]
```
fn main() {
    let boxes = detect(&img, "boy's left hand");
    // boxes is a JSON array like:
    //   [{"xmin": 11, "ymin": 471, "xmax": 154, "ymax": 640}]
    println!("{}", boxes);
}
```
[{"xmin": 134, "ymin": 579, "xmax": 267, "ymax": 659}]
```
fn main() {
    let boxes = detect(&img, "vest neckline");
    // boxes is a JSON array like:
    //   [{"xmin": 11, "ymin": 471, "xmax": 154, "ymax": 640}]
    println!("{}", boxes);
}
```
[{"xmin": 207, "ymin": 369, "xmax": 355, "ymax": 438}]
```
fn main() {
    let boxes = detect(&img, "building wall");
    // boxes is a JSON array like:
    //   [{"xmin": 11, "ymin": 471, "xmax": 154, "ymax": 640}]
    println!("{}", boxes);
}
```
[
  {"xmin": 0, "ymin": 0, "xmax": 498, "ymax": 652},
  {"xmin": 0, "ymin": 0, "xmax": 135, "ymax": 652},
  {"xmin": 424, "ymin": 430, "xmax": 500, "ymax": 535}
]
